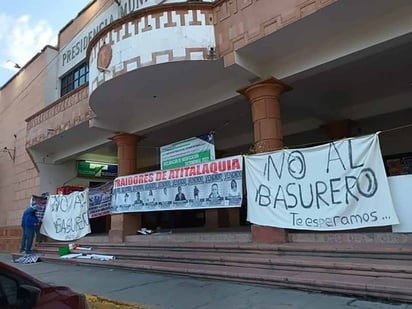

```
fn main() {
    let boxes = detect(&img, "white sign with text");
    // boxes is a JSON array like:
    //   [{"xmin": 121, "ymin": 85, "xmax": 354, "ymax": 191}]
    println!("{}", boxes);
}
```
[
  {"xmin": 245, "ymin": 134, "xmax": 399, "ymax": 230},
  {"xmin": 40, "ymin": 190, "xmax": 91, "ymax": 241},
  {"xmin": 389, "ymin": 175, "xmax": 412, "ymax": 233}
]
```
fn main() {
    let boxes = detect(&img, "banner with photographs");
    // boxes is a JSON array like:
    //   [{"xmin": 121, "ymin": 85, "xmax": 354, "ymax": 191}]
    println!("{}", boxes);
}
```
[
  {"xmin": 245, "ymin": 134, "xmax": 399, "ymax": 231},
  {"xmin": 112, "ymin": 155, "xmax": 243, "ymax": 213},
  {"xmin": 88, "ymin": 182, "xmax": 113, "ymax": 218},
  {"xmin": 29, "ymin": 195, "xmax": 48, "ymax": 221},
  {"xmin": 40, "ymin": 190, "xmax": 91, "ymax": 241}
]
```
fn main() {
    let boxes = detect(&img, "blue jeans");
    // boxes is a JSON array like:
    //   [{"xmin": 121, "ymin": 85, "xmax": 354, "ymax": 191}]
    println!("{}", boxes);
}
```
[
  {"xmin": 20, "ymin": 227, "xmax": 35, "ymax": 254},
  {"xmin": 35, "ymin": 226, "xmax": 42, "ymax": 244}
]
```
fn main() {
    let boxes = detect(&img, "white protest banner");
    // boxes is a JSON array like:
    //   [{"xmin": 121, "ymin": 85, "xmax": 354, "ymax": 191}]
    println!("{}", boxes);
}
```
[
  {"xmin": 160, "ymin": 132, "xmax": 215, "ymax": 170},
  {"xmin": 40, "ymin": 190, "xmax": 91, "ymax": 241},
  {"xmin": 389, "ymin": 175, "xmax": 412, "ymax": 233},
  {"xmin": 88, "ymin": 182, "xmax": 113, "ymax": 219},
  {"xmin": 245, "ymin": 134, "xmax": 399, "ymax": 230},
  {"xmin": 112, "ymin": 155, "xmax": 243, "ymax": 213}
]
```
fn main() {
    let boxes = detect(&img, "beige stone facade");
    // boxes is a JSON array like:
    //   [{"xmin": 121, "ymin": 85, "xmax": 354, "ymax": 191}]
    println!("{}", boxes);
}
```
[{"xmin": 1, "ymin": 0, "xmax": 412, "ymax": 251}]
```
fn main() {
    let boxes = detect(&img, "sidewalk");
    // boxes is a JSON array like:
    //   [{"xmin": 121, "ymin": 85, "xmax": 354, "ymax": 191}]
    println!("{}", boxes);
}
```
[{"xmin": 1, "ymin": 253, "xmax": 411, "ymax": 309}]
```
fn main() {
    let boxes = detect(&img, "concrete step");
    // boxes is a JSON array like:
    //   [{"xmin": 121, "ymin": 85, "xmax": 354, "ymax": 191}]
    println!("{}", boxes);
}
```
[
  {"xmin": 39, "ymin": 241, "xmax": 412, "ymax": 259},
  {"xmin": 32, "ymin": 253, "xmax": 412, "ymax": 303},
  {"xmin": 33, "ymin": 245, "xmax": 412, "ymax": 280}
]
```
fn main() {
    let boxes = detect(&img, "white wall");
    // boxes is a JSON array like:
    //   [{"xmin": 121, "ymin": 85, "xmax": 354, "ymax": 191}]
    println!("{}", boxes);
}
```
[
  {"xmin": 43, "ymin": 47, "xmax": 60, "ymax": 106},
  {"xmin": 38, "ymin": 160, "xmax": 107, "ymax": 195}
]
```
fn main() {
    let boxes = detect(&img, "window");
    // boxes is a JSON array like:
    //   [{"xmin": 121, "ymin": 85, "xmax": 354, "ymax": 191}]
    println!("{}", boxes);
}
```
[
  {"xmin": 60, "ymin": 62, "xmax": 89, "ymax": 96},
  {"xmin": 0, "ymin": 271, "xmax": 39, "ymax": 308}
]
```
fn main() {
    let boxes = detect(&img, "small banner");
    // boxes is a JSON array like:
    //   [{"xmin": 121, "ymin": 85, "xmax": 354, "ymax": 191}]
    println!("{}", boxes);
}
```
[
  {"xmin": 245, "ymin": 134, "xmax": 399, "ymax": 230},
  {"xmin": 29, "ymin": 195, "xmax": 48, "ymax": 221},
  {"xmin": 40, "ymin": 190, "xmax": 91, "ymax": 241},
  {"xmin": 88, "ymin": 182, "xmax": 113, "ymax": 218},
  {"xmin": 112, "ymin": 155, "xmax": 243, "ymax": 213}
]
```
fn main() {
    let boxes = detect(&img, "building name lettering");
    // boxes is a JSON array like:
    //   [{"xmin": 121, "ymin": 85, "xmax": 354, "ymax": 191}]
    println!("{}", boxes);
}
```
[
  {"xmin": 60, "ymin": 0, "xmax": 170, "ymax": 71},
  {"xmin": 62, "ymin": 15, "xmax": 115, "ymax": 67}
]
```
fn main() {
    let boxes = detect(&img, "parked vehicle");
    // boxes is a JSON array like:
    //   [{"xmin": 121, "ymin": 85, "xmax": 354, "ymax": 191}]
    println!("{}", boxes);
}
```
[{"xmin": 0, "ymin": 261, "xmax": 88, "ymax": 308}]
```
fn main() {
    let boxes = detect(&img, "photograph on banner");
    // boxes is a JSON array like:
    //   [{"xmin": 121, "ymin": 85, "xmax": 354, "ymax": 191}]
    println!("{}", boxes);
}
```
[
  {"xmin": 389, "ymin": 175, "xmax": 412, "ymax": 233},
  {"xmin": 88, "ymin": 182, "xmax": 113, "ymax": 218},
  {"xmin": 30, "ymin": 194, "xmax": 48, "ymax": 221},
  {"xmin": 112, "ymin": 155, "xmax": 243, "ymax": 213},
  {"xmin": 245, "ymin": 134, "xmax": 399, "ymax": 231},
  {"xmin": 160, "ymin": 132, "xmax": 215, "ymax": 170},
  {"xmin": 40, "ymin": 189, "xmax": 91, "ymax": 241}
]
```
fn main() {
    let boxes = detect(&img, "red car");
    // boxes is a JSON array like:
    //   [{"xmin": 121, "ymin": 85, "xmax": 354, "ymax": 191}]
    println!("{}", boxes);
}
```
[{"xmin": 0, "ymin": 260, "xmax": 89, "ymax": 308}]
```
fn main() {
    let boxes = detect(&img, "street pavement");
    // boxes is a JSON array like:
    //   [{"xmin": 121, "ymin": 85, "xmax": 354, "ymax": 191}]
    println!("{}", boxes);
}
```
[{"xmin": 1, "ymin": 253, "xmax": 411, "ymax": 309}]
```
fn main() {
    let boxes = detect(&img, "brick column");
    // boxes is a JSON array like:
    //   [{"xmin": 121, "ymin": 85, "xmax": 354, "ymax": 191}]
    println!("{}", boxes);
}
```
[
  {"xmin": 321, "ymin": 119, "xmax": 353, "ymax": 140},
  {"xmin": 205, "ymin": 209, "xmax": 219, "ymax": 230},
  {"xmin": 109, "ymin": 133, "xmax": 141, "ymax": 243},
  {"xmin": 239, "ymin": 77, "xmax": 291, "ymax": 243}
]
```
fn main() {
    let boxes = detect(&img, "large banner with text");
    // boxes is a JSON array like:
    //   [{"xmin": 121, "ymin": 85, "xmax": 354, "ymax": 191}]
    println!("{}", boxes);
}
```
[
  {"xmin": 245, "ymin": 134, "xmax": 399, "ymax": 230},
  {"xmin": 40, "ymin": 190, "xmax": 91, "ymax": 240},
  {"xmin": 112, "ymin": 156, "xmax": 243, "ymax": 213}
]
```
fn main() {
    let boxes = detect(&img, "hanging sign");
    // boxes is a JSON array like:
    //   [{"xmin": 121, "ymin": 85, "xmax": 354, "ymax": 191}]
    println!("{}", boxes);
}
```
[
  {"xmin": 112, "ymin": 155, "xmax": 243, "ymax": 213},
  {"xmin": 40, "ymin": 190, "xmax": 91, "ymax": 241},
  {"xmin": 245, "ymin": 134, "xmax": 399, "ymax": 231},
  {"xmin": 77, "ymin": 161, "xmax": 118, "ymax": 178},
  {"xmin": 88, "ymin": 182, "xmax": 113, "ymax": 218},
  {"xmin": 160, "ymin": 132, "xmax": 215, "ymax": 170}
]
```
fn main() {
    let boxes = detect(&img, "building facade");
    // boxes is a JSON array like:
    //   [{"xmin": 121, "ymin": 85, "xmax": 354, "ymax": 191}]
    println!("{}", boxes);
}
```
[{"xmin": 1, "ymin": 0, "xmax": 412, "ymax": 250}]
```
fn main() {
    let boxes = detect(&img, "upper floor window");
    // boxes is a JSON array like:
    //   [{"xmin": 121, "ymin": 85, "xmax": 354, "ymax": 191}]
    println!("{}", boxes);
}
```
[{"xmin": 60, "ymin": 62, "xmax": 89, "ymax": 97}]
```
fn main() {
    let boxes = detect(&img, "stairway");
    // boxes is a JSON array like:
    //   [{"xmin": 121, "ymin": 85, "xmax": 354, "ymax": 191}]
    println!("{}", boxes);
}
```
[{"xmin": 23, "ymin": 235, "xmax": 412, "ymax": 303}]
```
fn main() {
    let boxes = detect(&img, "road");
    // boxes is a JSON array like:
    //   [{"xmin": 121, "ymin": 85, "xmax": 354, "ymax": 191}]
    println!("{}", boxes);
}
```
[{"xmin": 1, "ymin": 254, "xmax": 411, "ymax": 309}]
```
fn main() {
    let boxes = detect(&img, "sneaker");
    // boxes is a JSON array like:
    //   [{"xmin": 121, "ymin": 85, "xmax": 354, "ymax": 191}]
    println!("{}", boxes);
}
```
[{"xmin": 137, "ymin": 229, "xmax": 147, "ymax": 235}]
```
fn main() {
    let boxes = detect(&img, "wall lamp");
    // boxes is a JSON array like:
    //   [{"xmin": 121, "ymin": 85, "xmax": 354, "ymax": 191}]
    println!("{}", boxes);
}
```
[
  {"xmin": 2, "ymin": 146, "xmax": 16, "ymax": 162},
  {"xmin": 7, "ymin": 60, "xmax": 21, "ymax": 69}
]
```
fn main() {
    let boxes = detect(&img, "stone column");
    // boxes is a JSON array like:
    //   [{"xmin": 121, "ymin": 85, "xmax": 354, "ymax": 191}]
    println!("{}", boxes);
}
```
[
  {"xmin": 109, "ymin": 133, "xmax": 141, "ymax": 243},
  {"xmin": 239, "ymin": 77, "xmax": 291, "ymax": 243}
]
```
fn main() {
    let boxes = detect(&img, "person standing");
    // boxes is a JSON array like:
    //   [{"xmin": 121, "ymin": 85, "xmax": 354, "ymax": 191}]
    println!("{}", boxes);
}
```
[
  {"xmin": 35, "ymin": 219, "xmax": 43, "ymax": 246},
  {"xmin": 193, "ymin": 186, "xmax": 199, "ymax": 201},
  {"xmin": 20, "ymin": 206, "xmax": 39, "ymax": 254}
]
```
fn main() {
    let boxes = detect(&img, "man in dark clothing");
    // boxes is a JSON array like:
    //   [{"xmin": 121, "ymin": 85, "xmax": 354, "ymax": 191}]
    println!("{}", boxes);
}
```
[
  {"xmin": 174, "ymin": 186, "xmax": 186, "ymax": 201},
  {"xmin": 20, "ymin": 207, "xmax": 39, "ymax": 254}
]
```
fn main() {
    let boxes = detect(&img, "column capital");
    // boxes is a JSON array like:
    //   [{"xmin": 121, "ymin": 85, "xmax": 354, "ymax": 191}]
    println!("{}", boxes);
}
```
[
  {"xmin": 238, "ymin": 77, "xmax": 291, "ymax": 101},
  {"xmin": 111, "ymin": 133, "xmax": 140, "ymax": 146}
]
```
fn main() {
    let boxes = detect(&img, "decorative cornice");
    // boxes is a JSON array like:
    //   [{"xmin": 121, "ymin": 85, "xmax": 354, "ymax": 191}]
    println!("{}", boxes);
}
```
[{"xmin": 86, "ymin": 2, "xmax": 214, "ymax": 60}]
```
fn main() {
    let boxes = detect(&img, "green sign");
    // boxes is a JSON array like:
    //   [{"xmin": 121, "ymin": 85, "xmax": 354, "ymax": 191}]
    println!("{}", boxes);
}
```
[
  {"xmin": 77, "ymin": 161, "xmax": 118, "ymax": 178},
  {"xmin": 160, "ymin": 133, "xmax": 215, "ymax": 170}
]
